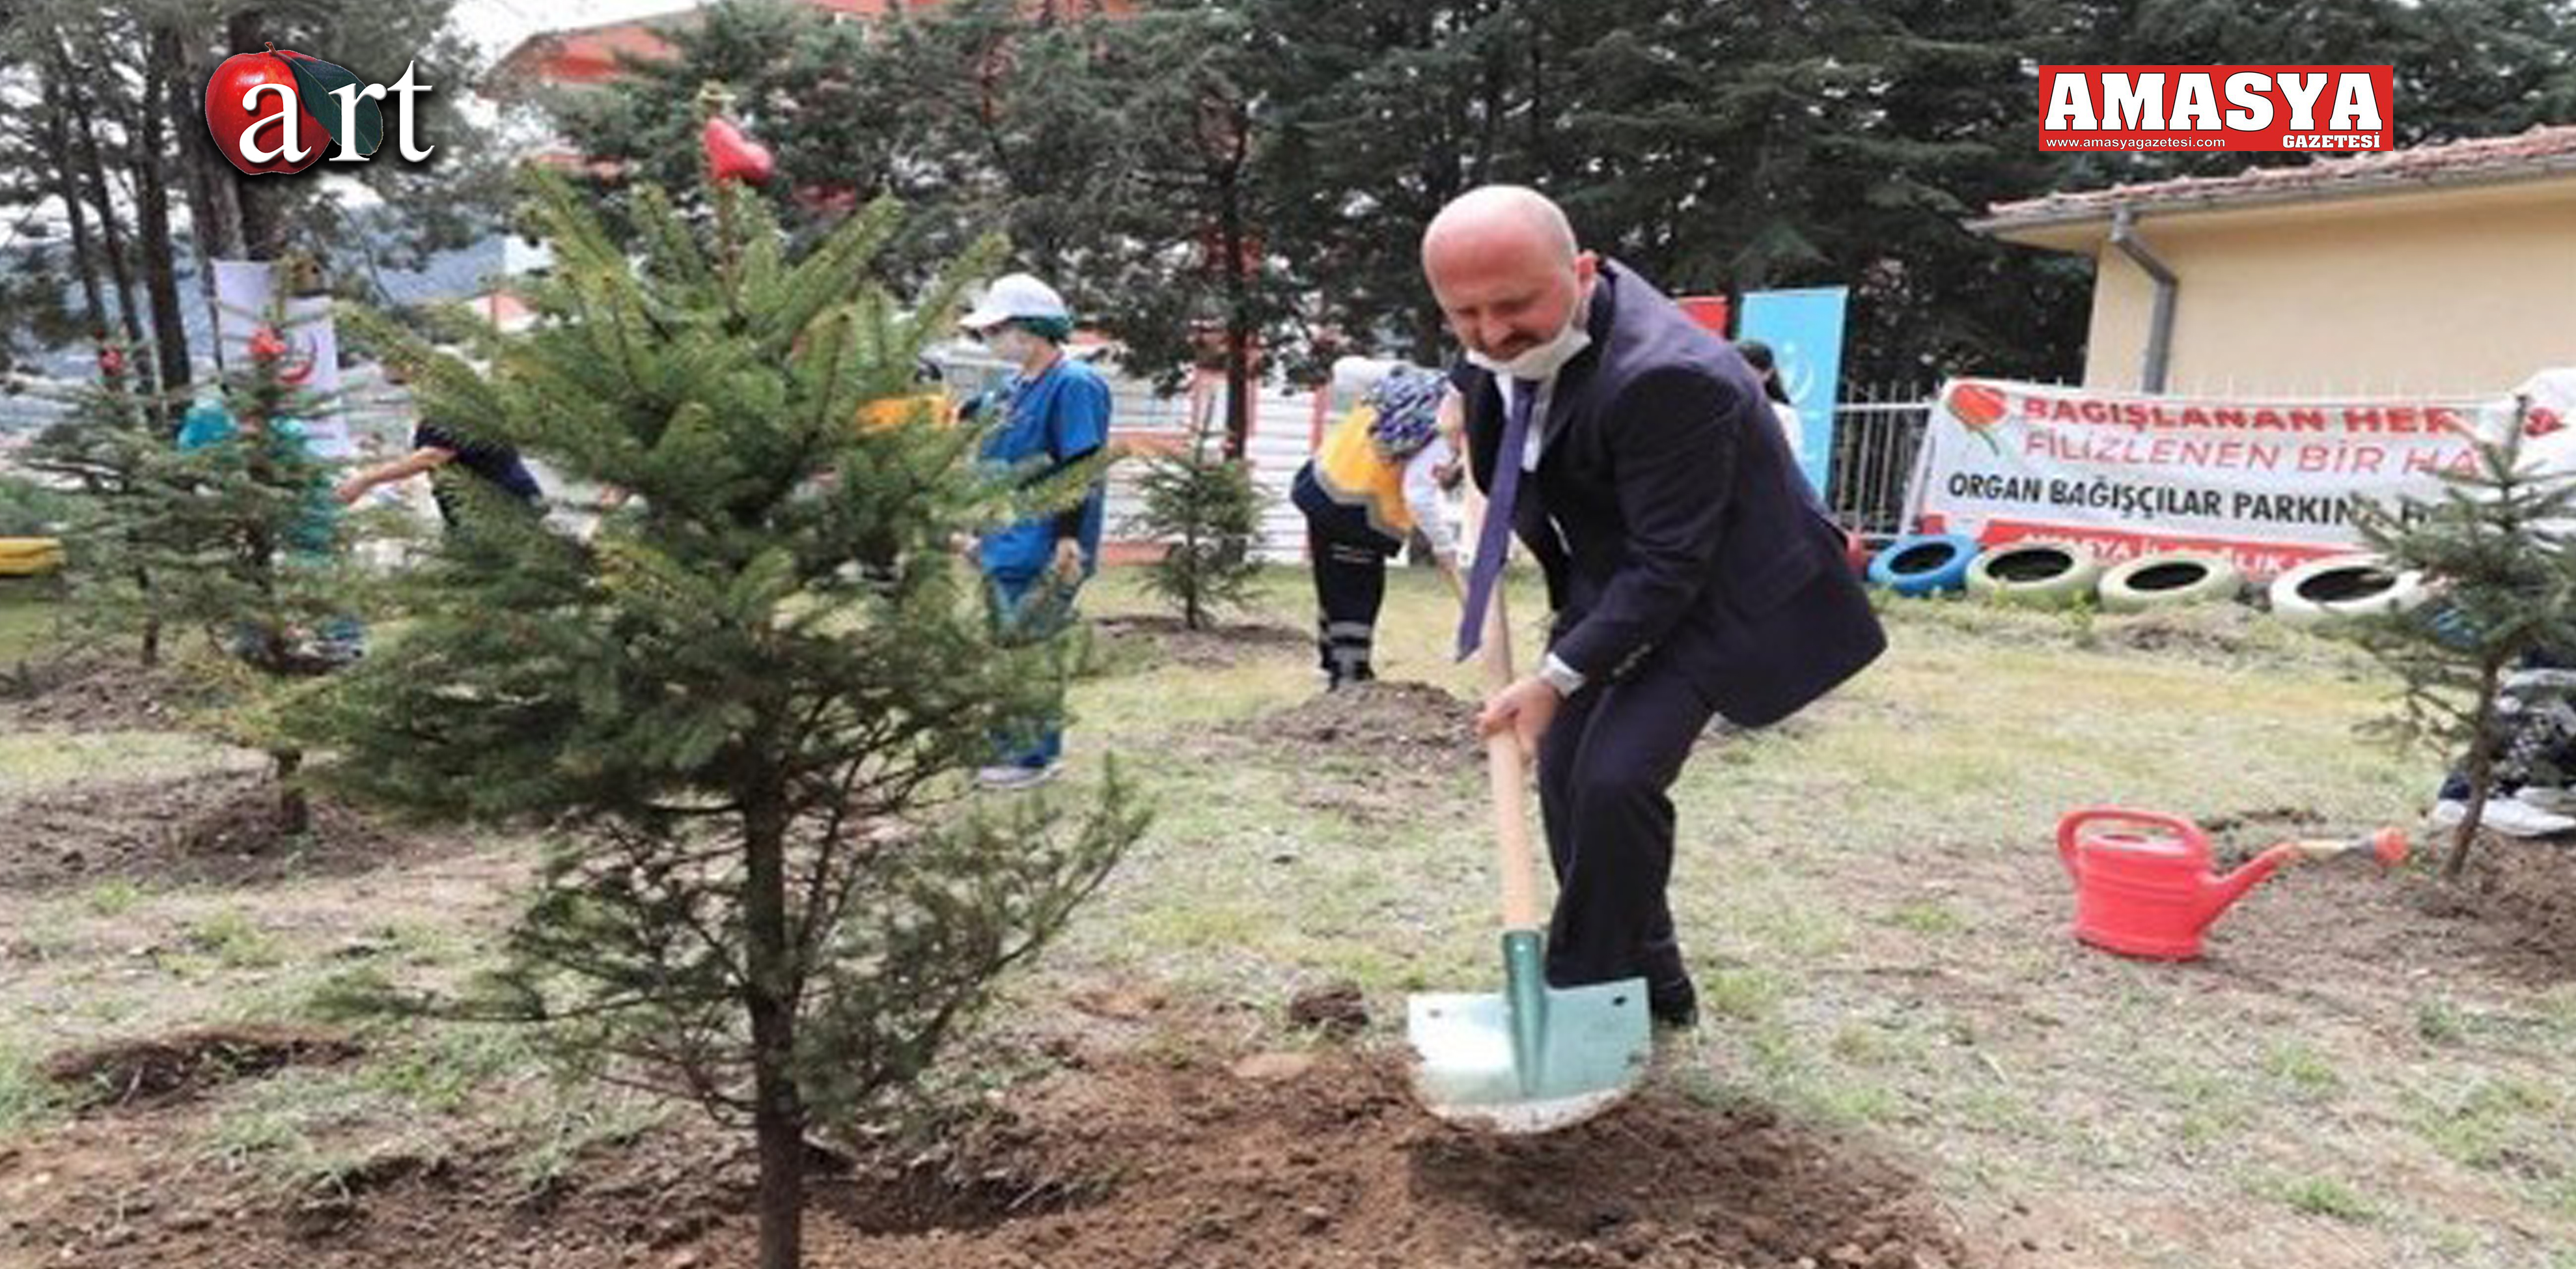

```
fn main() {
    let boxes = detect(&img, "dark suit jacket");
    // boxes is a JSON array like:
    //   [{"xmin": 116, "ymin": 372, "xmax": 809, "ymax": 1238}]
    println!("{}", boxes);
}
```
[{"xmin": 1460, "ymin": 260, "xmax": 1885, "ymax": 728}]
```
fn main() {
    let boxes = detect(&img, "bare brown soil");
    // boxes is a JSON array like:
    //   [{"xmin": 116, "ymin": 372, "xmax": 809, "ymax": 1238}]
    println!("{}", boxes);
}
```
[
  {"xmin": 43, "ymin": 1026, "xmax": 362, "ymax": 1111},
  {"xmin": 2, "ymin": 1033, "xmax": 1973, "ymax": 1269},
  {"xmin": 1092, "ymin": 614, "xmax": 1311, "ymax": 670},
  {"xmin": 0, "ymin": 769, "xmax": 469, "ymax": 892}
]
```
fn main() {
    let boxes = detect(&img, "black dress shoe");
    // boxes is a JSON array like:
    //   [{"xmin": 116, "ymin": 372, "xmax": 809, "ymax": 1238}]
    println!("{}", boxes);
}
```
[{"xmin": 1648, "ymin": 981, "xmax": 1698, "ymax": 1030}]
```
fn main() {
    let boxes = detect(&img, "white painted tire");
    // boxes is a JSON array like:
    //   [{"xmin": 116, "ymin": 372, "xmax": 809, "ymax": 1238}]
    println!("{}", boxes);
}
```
[
  {"xmin": 2267, "ymin": 553, "xmax": 2429, "ymax": 627},
  {"xmin": 2098, "ymin": 552, "xmax": 2245, "ymax": 614},
  {"xmin": 1964, "ymin": 542, "xmax": 2105, "ymax": 609}
]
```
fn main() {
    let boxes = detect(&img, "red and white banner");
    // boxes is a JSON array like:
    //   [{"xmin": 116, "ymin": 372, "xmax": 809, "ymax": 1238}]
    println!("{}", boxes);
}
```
[
  {"xmin": 1912, "ymin": 378, "xmax": 2571, "ymax": 580},
  {"xmin": 2038, "ymin": 65, "xmax": 2393, "ymax": 153}
]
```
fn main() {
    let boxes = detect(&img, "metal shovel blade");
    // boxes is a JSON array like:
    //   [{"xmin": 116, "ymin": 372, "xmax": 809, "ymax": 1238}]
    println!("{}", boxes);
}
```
[{"xmin": 1406, "ymin": 930, "xmax": 1653, "ymax": 1134}]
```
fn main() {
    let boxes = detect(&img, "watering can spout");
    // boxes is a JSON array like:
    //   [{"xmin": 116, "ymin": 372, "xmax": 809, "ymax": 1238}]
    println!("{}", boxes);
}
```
[{"xmin": 2198, "ymin": 843, "xmax": 2299, "ymax": 930}]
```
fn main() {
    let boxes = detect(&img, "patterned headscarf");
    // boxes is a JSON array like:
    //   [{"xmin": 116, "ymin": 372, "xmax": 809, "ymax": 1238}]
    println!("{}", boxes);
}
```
[{"xmin": 1364, "ymin": 366, "xmax": 1446, "ymax": 462}]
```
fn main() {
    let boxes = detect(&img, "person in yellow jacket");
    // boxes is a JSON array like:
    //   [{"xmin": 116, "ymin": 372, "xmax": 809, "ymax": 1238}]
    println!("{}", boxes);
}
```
[{"xmin": 1290, "ymin": 363, "xmax": 1465, "ymax": 689}]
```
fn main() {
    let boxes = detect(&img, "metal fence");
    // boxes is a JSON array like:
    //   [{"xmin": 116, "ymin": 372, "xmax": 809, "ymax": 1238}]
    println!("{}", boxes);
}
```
[{"xmin": 1824, "ymin": 384, "xmax": 1932, "ymax": 537}]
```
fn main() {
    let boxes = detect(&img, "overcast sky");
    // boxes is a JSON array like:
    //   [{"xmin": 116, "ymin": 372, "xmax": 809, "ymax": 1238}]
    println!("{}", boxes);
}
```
[{"xmin": 451, "ymin": 0, "xmax": 702, "ymax": 63}]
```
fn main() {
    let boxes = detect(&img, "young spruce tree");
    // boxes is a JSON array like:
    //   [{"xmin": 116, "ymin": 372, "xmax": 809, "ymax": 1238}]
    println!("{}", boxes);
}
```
[
  {"xmin": 24, "ymin": 340, "xmax": 169, "ymax": 665},
  {"xmin": 301, "ymin": 142, "xmax": 1143, "ymax": 1269},
  {"xmin": 1128, "ymin": 402, "xmax": 1262, "ymax": 630},
  {"xmin": 2353, "ymin": 398, "xmax": 2576, "ymax": 879}
]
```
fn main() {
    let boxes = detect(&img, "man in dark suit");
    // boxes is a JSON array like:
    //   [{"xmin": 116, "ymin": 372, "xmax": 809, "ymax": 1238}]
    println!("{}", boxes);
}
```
[{"xmin": 1424, "ymin": 186, "xmax": 1886, "ymax": 1028}]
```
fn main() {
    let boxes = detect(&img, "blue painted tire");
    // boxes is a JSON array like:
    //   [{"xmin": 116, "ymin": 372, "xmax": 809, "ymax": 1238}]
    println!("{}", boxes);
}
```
[{"xmin": 1867, "ymin": 533, "xmax": 1977, "ymax": 597}]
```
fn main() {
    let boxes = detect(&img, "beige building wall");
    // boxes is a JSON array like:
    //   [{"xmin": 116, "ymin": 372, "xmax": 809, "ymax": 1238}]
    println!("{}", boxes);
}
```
[{"xmin": 2043, "ymin": 179, "xmax": 2576, "ymax": 398}]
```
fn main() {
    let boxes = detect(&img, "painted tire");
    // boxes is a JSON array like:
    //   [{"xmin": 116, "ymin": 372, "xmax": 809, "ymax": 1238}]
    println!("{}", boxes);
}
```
[
  {"xmin": 1965, "ymin": 542, "xmax": 2105, "ymax": 608},
  {"xmin": 1866, "ymin": 533, "xmax": 1977, "ymax": 597},
  {"xmin": 2267, "ymin": 553, "xmax": 2430, "ymax": 627},
  {"xmin": 2097, "ymin": 551, "xmax": 2244, "ymax": 614}
]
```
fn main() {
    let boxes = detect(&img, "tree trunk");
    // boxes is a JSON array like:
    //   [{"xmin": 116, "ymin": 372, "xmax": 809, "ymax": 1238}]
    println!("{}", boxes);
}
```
[
  {"xmin": 136, "ymin": 563, "xmax": 161, "ymax": 668},
  {"xmin": 1213, "ymin": 112, "xmax": 1254, "ymax": 463},
  {"xmin": 274, "ymin": 748, "xmax": 309, "ymax": 837},
  {"xmin": 41, "ymin": 89, "xmax": 108, "ymax": 333},
  {"xmin": 135, "ymin": 27, "xmax": 193, "ymax": 402},
  {"xmin": 225, "ymin": 10, "xmax": 288, "ymax": 260},
  {"xmin": 741, "ymin": 798, "xmax": 806, "ymax": 1269},
  {"xmin": 182, "ymin": 7, "xmax": 248, "ymax": 263},
  {"xmin": 2446, "ymin": 657, "xmax": 2506, "ymax": 880},
  {"xmin": 55, "ymin": 32, "xmax": 147, "ymax": 349},
  {"xmin": 180, "ymin": 14, "xmax": 246, "ymax": 376}
]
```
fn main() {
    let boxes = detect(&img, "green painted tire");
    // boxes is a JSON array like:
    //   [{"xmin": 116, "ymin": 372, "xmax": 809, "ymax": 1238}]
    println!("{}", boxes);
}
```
[
  {"xmin": 1965, "ymin": 542, "xmax": 2105, "ymax": 609},
  {"xmin": 2097, "ymin": 551, "xmax": 2245, "ymax": 614},
  {"xmin": 2267, "ymin": 553, "xmax": 2429, "ymax": 628}
]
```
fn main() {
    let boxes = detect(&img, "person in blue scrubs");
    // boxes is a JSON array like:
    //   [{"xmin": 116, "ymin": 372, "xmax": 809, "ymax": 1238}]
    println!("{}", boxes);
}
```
[
  {"xmin": 961, "ymin": 272, "xmax": 1110, "ymax": 789},
  {"xmin": 176, "ymin": 393, "xmax": 363, "ymax": 666}
]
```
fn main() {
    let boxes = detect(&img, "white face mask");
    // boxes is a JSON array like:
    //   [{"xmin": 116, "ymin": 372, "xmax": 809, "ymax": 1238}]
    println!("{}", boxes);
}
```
[
  {"xmin": 979, "ymin": 328, "xmax": 1028, "ymax": 367},
  {"xmin": 1463, "ymin": 284, "xmax": 1593, "ymax": 380}
]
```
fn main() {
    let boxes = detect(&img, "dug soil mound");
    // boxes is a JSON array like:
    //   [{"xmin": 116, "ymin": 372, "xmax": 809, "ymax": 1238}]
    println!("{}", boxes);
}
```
[
  {"xmin": 1217, "ymin": 681, "xmax": 1487, "ymax": 824},
  {"xmin": 1093, "ymin": 614, "xmax": 1310, "ymax": 670},
  {"xmin": 2454, "ymin": 834, "xmax": 2576, "ymax": 969},
  {"xmin": 0, "ymin": 768, "xmax": 466, "ymax": 891},
  {"xmin": 7, "ymin": 1040, "xmax": 1974, "ymax": 1268},
  {"xmin": 0, "ymin": 658, "xmax": 211, "ymax": 732},
  {"xmin": 1248, "ymin": 680, "xmax": 1482, "ymax": 769},
  {"xmin": 44, "ymin": 1025, "xmax": 362, "ymax": 1111},
  {"xmin": 2095, "ymin": 604, "xmax": 2265, "ymax": 658}
]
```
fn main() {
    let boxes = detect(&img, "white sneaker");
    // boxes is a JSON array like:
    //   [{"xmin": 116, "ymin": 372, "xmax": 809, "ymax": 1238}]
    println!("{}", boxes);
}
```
[
  {"xmin": 2474, "ymin": 796, "xmax": 2576, "ymax": 838},
  {"xmin": 976, "ymin": 764, "xmax": 1060, "ymax": 791},
  {"xmin": 2512, "ymin": 786, "xmax": 2576, "ymax": 815},
  {"xmin": 2430, "ymin": 799, "xmax": 2468, "ymax": 829}
]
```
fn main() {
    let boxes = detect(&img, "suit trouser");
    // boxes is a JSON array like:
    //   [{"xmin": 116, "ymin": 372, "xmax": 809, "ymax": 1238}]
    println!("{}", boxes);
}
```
[{"xmin": 1534, "ymin": 652, "xmax": 1717, "ymax": 1006}]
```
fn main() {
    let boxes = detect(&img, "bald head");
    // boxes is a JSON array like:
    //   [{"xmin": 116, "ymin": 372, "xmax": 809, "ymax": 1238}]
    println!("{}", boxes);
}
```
[
  {"xmin": 1420, "ymin": 185, "xmax": 1596, "ymax": 366},
  {"xmin": 1422, "ymin": 185, "xmax": 1578, "ymax": 265}
]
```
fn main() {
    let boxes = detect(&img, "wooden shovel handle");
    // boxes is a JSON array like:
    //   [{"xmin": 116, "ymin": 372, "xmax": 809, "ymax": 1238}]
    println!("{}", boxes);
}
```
[{"xmin": 1480, "ymin": 578, "xmax": 1546, "ymax": 932}]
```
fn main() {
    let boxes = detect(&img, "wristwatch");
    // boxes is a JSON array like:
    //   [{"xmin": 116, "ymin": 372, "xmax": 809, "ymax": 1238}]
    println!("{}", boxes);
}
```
[{"xmin": 1538, "ymin": 653, "xmax": 1588, "ymax": 698}]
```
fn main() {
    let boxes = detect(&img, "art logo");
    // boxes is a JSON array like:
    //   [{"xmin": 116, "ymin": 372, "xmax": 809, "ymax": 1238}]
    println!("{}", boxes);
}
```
[
  {"xmin": 2038, "ymin": 66, "xmax": 2392, "ymax": 153},
  {"xmin": 204, "ymin": 43, "xmax": 436, "ymax": 176}
]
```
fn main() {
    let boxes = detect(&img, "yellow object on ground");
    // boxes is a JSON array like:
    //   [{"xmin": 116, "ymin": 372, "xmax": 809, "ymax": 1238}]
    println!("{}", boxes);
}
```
[
  {"xmin": 0, "ymin": 537, "xmax": 65, "ymax": 577},
  {"xmin": 857, "ymin": 393, "xmax": 956, "ymax": 433}
]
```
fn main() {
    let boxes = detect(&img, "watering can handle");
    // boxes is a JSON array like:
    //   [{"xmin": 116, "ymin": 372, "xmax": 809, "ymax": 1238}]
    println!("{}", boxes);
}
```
[{"xmin": 2057, "ymin": 806, "xmax": 2210, "ymax": 879}]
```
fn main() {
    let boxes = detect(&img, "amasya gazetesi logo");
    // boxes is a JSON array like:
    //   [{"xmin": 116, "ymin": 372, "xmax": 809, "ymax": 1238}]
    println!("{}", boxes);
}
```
[{"xmin": 203, "ymin": 43, "xmax": 436, "ymax": 176}]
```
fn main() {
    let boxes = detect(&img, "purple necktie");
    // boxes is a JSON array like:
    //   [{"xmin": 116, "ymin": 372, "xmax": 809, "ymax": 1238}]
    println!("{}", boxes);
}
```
[{"xmin": 1456, "ymin": 378, "xmax": 1540, "ymax": 661}]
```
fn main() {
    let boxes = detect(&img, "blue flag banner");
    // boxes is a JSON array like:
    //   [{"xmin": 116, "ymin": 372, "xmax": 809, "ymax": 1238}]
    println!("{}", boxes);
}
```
[{"xmin": 1736, "ymin": 286, "xmax": 1849, "ymax": 494}]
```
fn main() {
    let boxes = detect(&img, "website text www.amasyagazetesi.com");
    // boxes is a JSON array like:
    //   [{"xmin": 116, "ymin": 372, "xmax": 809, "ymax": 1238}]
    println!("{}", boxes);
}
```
[{"xmin": 2041, "ymin": 136, "xmax": 2232, "ymax": 149}]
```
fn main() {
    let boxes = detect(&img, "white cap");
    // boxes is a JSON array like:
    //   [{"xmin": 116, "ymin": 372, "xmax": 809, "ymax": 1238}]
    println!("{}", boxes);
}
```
[{"xmin": 961, "ymin": 272, "xmax": 1070, "ymax": 330}]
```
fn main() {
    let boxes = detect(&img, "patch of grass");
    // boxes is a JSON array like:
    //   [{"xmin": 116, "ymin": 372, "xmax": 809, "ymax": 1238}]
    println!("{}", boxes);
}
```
[
  {"xmin": 2264, "ymin": 1040, "xmax": 2345, "ymax": 1101},
  {"xmin": 1885, "ymin": 900, "xmax": 1967, "ymax": 935},
  {"xmin": 2163, "ymin": 1063, "xmax": 2261, "ymax": 1154},
  {"xmin": 1695, "ymin": 965, "xmax": 1784, "ymax": 1022},
  {"xmin": 0, "ymin": 585, "xmax": 64, "ymax": 664},
  {"xmin": 2418, "ymin": 997, "xmax": 2470, "ymax": 1046},
  {"xmin": 182, "ymin": 908, "xmax": 283, "ymax": 969},
  {"xmin": 2247, "ymin": 1171, "xmax": 2379, "ymax": 1223},
  {"xmin": 505, "ymin": 1091, "xmax": 669, "ymax": 1196},
  {"xmin": 0, "ymin": 729, "xmax": 249, "ymax": 797},
  {"xmin": 0, "ymin": 1040, "xmax": 62, "ymax": 1140},
  {"xmin": 2409, "ymin": 1075, "xmax": 2563, "ymax": 1174},
  {"xmin": 198, "ymin": 1067, "xmax": 449, "ymax": 1197},
  {"xmin": 81, "ymin": 878, "xmax": 148, "ymax": 917},
  {"xmin": 358, "ymin": 1023, "xmax": 550, "ymax": 1113}
]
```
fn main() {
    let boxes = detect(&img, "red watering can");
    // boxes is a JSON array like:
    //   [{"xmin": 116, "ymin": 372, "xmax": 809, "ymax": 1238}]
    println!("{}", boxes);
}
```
[{"xmin": 2057, "ymin": 807, "xmax": 2407, "ymax": 960}]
